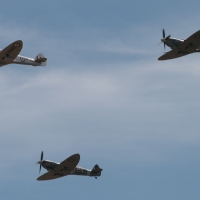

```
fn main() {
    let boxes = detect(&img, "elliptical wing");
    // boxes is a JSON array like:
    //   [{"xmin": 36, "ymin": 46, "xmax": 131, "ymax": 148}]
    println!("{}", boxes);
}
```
[{"xmin": 0, "ymin": 40, "xmax": 23, "ymax": 66}]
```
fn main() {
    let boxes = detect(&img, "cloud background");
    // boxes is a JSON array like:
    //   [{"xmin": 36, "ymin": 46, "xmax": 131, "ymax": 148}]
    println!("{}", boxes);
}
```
[{"xmin": 1, "ymin": 1, "xmax": 200, "ymax": 200}]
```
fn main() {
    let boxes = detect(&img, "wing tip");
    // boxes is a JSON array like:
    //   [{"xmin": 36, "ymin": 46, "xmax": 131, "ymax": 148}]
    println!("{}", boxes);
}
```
[{"xmin": 72, "ymin": 153, "xmax": 80, "ymax": 158}]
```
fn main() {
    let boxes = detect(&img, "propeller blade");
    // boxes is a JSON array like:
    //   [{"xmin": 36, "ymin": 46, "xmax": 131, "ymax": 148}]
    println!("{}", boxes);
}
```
[
  {"xmin": 161, "ymin": 29, "xmax": 171, "ymax": 51},
  {"xmin": 165, "ymin": 35, "xmax": 171, "ymax": 40},
  {"xmin": 162, "ymin": 29, "xmax": 165, "ymax": 39},
  {"xmin": 39, "ymin": 164, "xmax": 42, "ymax": 173},
  {"xmin": 40, "ymin": 151, "xmax": 43, "ymax": 161}
]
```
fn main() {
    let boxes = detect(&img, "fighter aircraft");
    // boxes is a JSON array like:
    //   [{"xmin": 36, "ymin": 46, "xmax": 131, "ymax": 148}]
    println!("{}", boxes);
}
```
[
  {"xmin": 158, "ymin": 29, "xmax": 200, "ymax": 60},
  {"xmin": 37, "ymin": 151, "xmax": 102, "ymax": 181},
  {"xmin": 0, "ymin": 40, "xmax": 47, "ymax": 67}
]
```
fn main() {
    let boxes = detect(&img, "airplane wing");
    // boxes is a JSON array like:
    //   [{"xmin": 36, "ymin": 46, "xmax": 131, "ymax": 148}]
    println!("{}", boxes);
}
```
[
  {"xmin": 37, "ymin": 171, "xmax": 66, "ymax": 181},
  {"xmin": 37, "ymin": 154, "xmax": 80, "ymax": 181},
  {"xmin": 0, "ymin": 40, "xmax": 23, "ymax": 66},
  {"xmin": 158, "ymin": 49, "xmax": 193, "ymax": 60},
  {"xmin": 178, "ymin": 30, "xmax": 200, "ymax": 50},
  {"xmin": 54, "ymin": 154, "xmax": 80, "ymax": 172}
]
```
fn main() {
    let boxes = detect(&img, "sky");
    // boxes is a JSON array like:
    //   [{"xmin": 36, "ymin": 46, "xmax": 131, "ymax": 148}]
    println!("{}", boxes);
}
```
[{"xmin": 1, "ymin": 0, "xmax": 200, "ymax": 199}]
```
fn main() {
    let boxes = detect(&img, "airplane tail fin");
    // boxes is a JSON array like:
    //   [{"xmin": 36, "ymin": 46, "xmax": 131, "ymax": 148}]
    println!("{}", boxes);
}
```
[
  {"xmin": 34, "ymin": 53, "xmax": 47, "ymax": 66},
  {"xmin": 91, "ymin": 164, "xmax": 102, "ymax": 177}
]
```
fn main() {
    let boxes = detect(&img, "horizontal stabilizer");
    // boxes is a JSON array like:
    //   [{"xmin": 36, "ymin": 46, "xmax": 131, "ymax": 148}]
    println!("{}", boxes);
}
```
[{"xmin": 35, "ymin": 57, "xmax": 47, "ymax": 63}]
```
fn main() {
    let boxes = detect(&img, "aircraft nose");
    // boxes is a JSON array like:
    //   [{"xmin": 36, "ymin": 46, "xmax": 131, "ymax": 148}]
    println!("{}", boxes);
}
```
[{"xmin": 161, "ymin": 38, "xmax": 165, "ymax": 42}]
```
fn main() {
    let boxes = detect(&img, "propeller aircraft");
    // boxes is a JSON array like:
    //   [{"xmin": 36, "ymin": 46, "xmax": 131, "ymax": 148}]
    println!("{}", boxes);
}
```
[
  {"xmin": 37, "ymin": 151, "xmax": 103, "ymax": 181},
  {"xmin": 158, "ymin": 29, "xmax": 200, "ymax": 60},
  {"xmin": 0, "ymin": 40, "xmax": 47, "ymax": 67}
]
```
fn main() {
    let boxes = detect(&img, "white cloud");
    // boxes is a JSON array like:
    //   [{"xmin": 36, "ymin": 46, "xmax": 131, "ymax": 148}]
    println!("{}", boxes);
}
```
[
  {"xmin": 1, "ymin": 18, "xmax": 200, "ymax": 176},
  {"xmin": 1, "ymin": 54, "xmax": 200, "ymax": 172}
]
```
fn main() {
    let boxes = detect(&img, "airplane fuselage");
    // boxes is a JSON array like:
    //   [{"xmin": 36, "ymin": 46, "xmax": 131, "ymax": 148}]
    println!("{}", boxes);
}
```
[
  {"xmin": 0, "ymin": 52, "xmax": 46, "ymax": 67},
  {"xmin": 164, "ymin": 38, "xmax": 184, "ymax": 49},
  {"xmin": 39, "ymin": 160, "xmax": 59, "ymax": 171},
  {"xmin": 163, "ymin": 38, "xmax": 200, "ymax": 52},
  {"xmin": 39, "ymin": 160, "xmax": 100, "ymax": 177},
  {"xmin": 13, "ymin": 55, "xmax": 44, "ymax": 66}
]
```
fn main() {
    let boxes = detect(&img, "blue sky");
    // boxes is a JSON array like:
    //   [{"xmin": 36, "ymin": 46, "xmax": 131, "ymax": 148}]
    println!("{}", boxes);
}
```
[{"xmin": 1, "ymin": 0, "xmax": 200, "ymax": 199}]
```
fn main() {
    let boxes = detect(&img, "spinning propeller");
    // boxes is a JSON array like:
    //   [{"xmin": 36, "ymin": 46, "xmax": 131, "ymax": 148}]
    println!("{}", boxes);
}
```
[
  {"xmin": 38, "ymin": 151, "xmax": 43, "ymax": 173},
  {"xmin": 161, "ymin": 29, "xmax": 171, "ymax": 50}
]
